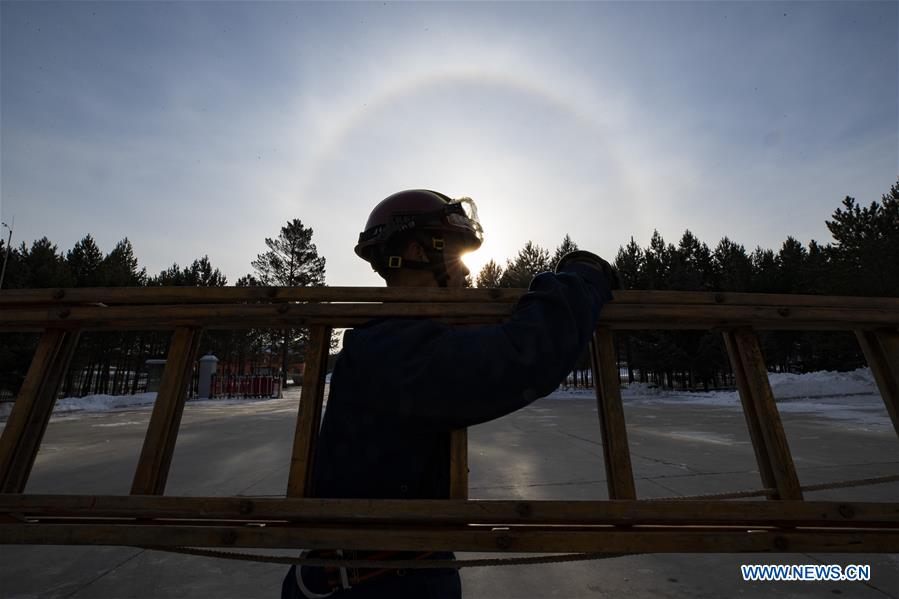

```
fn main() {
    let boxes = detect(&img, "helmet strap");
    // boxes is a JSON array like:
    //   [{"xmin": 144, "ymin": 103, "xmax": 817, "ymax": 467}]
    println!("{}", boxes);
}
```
[
  {"xmin": 381, "ymin": 255, "xmax": 448, "ymax": 286},
  {"xmin": 424, "ymin": 249, "xmax": 449, "ymax": 287},
  {"xmin": 378, "ymin": 234, "xmax": 449, "ymax": 286},
  {"xmin": 419, "ymin": 234, "xmax": 449, "ymax": 287},
  {"xmin": 416, "ymin": 231, "xmax": 449, "ymax": 287}
]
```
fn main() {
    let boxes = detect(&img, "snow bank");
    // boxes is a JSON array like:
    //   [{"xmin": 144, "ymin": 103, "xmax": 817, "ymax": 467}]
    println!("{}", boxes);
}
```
[
  {"xmin": 0, "ymin": 392, "xmax": 159, "ymax": 421},
  {"xmin": 547, "ymin": 368, "xmax": 877, "ymax": 402},
  {"xmin": 0, "ymin": 369, "xmax": 883, "ymax": 426},
  {"xmin": 546, "ymin": 368, "xmax": 890, "ymax": 430},
  {"xmin": 57, "ymin": 392, "xmax": 159, "ymax": 413},
  {"xmin": 768, "ymin": 368, "xmax": 877, "ymax": 399},
  {"xmin": 0, "ymin": 392, "xmax": 275, "ymax": 422}
]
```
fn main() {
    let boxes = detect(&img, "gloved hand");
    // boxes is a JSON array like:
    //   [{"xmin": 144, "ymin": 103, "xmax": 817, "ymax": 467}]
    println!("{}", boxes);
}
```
[{"xmin": 555, "ymin": 250, "xmax": 622, "ymax": 290}]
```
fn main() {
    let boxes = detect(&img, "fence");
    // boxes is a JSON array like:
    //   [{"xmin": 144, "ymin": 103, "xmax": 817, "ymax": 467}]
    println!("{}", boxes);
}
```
[
  {"xmin": 562, "ymin": 368, "xmax": 737, "ymax": 390},
  {"xmin": 0, "ymin": 286, "xmax": 897, "ymax": 555},
  {"xmin": 0, "ymin": 363, "xmax": 279, "ymax": 406},
  {"xmin": 210, "ymin": 373, "xmax": 281, "ymax": 399},
  {"xmin": 60, "ymin": 368, "xmax": 150, "ymax": 397}
]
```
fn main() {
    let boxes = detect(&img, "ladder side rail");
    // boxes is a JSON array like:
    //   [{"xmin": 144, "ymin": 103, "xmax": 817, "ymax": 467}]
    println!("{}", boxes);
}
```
[
  {"xmin": 286, "ymin": 325, "xmax": 331, "ymax": 497},
  {"xmin": 855, "ymin": 328, "xmax": 899, "ymax": 438},
  {"xmin": 3, "ymin": 495, "xmax": 898, "ymax": 526},
  {"xmin": 728, "ymin": 328, "xmax": 803, "ymax": 500},
  {"xmin": 723, "ymin": 330, "xmax": 779, "ymax": 494},
  {"xmin": 2, "ymin": 521, "xmax": 897, "ymax": 553},
  {"xmin": 130, "ymin": 327, "xmax": 203, "ymax": 495},
  {"xmin": 590, "ymin": 327, "xmax": 637, "ymax": 500},
  {"xmin": 3, "ymin": 301, "xmax": 899, "ymax": 332},
  {"xmin": 0, "ymin": 329, "xmax": 80, "ymax": 493},
  {"xmin": 449, "ymin": 429, "xmax": 468, "ymax": 499},
  {"xmin": 3, "ymin": 286, "xmax": 899, "ymax": 310}
]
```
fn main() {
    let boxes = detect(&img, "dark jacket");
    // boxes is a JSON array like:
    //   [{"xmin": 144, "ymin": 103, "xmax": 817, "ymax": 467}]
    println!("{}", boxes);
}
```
[{"xmin": 283, "ymin": 264, "xmax": 611, "ymax": 598}]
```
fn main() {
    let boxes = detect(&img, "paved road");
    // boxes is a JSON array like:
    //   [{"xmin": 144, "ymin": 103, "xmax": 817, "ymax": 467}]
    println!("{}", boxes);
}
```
[{"xmin": 2, "ymin": 388, "xmax": 897, "ymax": 598}]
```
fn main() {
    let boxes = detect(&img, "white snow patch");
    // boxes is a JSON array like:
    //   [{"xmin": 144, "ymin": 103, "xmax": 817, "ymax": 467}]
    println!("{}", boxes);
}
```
[
  {"xmin": 59, "ymin": 392, "xmax": 159, "ymax": 413},
  {"xmin": 546, "ymin": 368, "xmax": 889, "ymax": 431},
  {"xmin": 767, "ymin": 368, "xmax": 877, "ymax": 399},
  {"xmin": 0, "ymin": 369, "xmax": 887, "ymax": 431},
  {"xmin": 548, "ymin": 368, "xmax": 877, "ymax": 402},
  {"xmin": 0, "ymin": 392, "xmax": 159, "ymax": 421},
  {"xmin": 0, "ymin": 392, "xmax": 277, "ymax": 422}
]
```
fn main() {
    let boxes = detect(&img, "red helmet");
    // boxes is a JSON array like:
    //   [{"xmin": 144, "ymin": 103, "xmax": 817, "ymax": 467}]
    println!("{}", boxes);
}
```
[{"xmin": 355, "ymin": 190, "xmax": 483, "ymax": 279}]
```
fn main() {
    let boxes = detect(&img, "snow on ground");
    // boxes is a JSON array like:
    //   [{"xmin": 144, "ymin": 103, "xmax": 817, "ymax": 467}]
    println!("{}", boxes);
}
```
[
  {"xmin": 547, "ymin": 367, "xmax": 890, "ymax": 431},
  {"xmin": 548, "ymin": 367, "xmax": 878, "ymax": 402},
  {"xmin": 0, "ymin": 392, "xmax": 278, "ymax": 422},
  {"xmin": 0, "ymin": 369, "xmax": 888, "ymax": 431},
  {"xmin": 0, "ymin": 392, "xmax": 159, "ymax": 421}
]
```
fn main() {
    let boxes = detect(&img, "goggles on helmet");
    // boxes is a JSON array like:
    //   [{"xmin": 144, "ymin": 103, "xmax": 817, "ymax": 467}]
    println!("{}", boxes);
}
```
[
  {"xmin": 442, "ymin": 197, "xmax": 483, "ymax": 245},
  {"xmin": 358, "ymin": 197, "xmax": 484, "ymax": 250}
]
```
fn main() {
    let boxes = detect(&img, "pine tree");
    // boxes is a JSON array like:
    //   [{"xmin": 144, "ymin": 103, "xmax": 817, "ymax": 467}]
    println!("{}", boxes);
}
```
[
  {"xmin": 499, "ymin": 241, "xmax": 552, "ymax": 288},
  {"xmin": 669, "ymin": 230, "xmax": 712, "ymax": 291},
  {"xmin": 750, "ymin": 247, "xmax": 778, "ymax": 293},
  {"xmin": 236, "ymin": 274, "xmax": 260, "ymax": 287},
  {"xmin": 0, "ymin": 239, "xmax": 26, "ymax": 289},
  {"xmin": 476, "ymin": 259, "xmax": 503, "ymax": 288},
  {"xmin": 712, "ymin": 237, "xmax": 752, "ymax": 292},
  {"xmin": 251, "ymin": 219, "xmax": 325, "ymax": 287},
  {"xmin": 776, "ymin": 237, "xmax": 807, "ymax": 294},
  {"xmin": 644, "ymin": 230, "xmax": 671, "ymax": 289},
  {"xmin": 150, "ymin": 256, "xmax": 227, "ymax": 287},
  {"xmin": 21, "ymin": 237, "xmax": 72, "ymax": 288},
  {"xmin": 827, "ymin": 196, "xmax": 876, "ymax": 257},
  {"xmin": 879, "ymin": 180, "xmax": 899, "ymax": 256},
  {"xmin": 150, "ymin": 263, "xmax": 187, "ymax": 286},
  {"xmin": 67, "ymin": 235, "xmax": 104, "ymax": 287},
  {"xmin": 551, "ymin": 234, "xmax": 579, "ymax": 268},
  {"xmin": 100, "ymin": 238, "xmax": 146, "ymax": 286},
  {"xmin": 802, "ymin": 240, "xmax": 830, "ymax": 295},
  {"xmin": 189, "ymin": 256, "xmax": 227, "ymax": 287},
  {"xmin": 614, "ymin": 237, "xmax": 645, "ymax": 289},
  {"xmin": 250, "ymin": 219, "xmax": 327, "ymax": 383},
  {"xmin": 826, "ymin": 181, "xmax": 899, "ymax": 296}
]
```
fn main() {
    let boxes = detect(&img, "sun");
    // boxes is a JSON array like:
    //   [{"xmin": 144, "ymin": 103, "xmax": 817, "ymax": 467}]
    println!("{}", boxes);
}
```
[
  {"xmin": 460, "ymin": 235, "xmax": 506, "ymax": 284},
  {"xmin": 460, "ymin": 250, "xmax": 487, "ymax": 279},
  {"xmin": 456, "ymin": 199, "xmax": 515, "ymax": 283}
]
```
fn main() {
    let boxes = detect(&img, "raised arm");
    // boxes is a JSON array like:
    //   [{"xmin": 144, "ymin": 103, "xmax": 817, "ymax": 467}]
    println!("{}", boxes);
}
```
[{"xmin": 393, "ymin": 260, "xmax": 613, "ymax": 429}]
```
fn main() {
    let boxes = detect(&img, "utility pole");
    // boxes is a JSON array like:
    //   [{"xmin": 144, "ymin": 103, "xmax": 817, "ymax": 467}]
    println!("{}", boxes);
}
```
[{"xmin": 1, "ymin": 217, "xmax": 14, "ymax": 291}]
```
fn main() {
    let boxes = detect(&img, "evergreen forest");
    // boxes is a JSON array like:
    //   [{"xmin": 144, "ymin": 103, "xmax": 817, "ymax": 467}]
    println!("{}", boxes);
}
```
[{"xmin": 1, "ymin": 181, "xmax": 896, "ymax": 398}]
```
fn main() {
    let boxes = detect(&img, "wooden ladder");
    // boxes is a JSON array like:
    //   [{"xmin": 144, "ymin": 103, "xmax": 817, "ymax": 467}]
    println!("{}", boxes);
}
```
[{"xmin": 0, "ymin": 286, "xmax": 897, "ymax": 554}]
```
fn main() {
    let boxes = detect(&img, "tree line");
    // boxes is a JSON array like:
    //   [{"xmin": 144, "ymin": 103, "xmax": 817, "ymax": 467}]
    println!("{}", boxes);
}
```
[
  {"xmin": 0, "ymin": 220, "xmax": 326, "ymax": 398},
  {"xmin": 474, "ymin": 180, "xmax": 899, "ymax": 389},
  {"xmin": 2, "ymin": 180, "xmax": 895, "ymax": 397}
]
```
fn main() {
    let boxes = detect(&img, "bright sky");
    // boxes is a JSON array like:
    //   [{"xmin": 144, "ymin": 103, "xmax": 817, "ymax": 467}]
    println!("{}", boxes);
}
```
[{"xmin": 2, "ymin": 1, "xmax": 896, "ymax": 286}]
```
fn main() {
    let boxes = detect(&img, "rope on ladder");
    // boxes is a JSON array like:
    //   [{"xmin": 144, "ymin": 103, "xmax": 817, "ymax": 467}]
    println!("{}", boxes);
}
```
[{"xmin": 139, "ymin": 547, "xmax": 633, "ymax": 569}]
